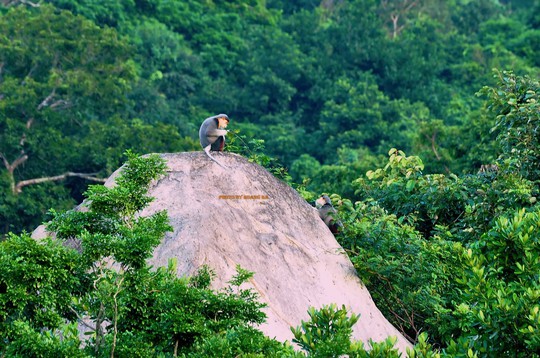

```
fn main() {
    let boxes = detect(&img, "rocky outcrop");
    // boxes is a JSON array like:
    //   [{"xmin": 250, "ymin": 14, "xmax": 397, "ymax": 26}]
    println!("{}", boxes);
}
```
[
  {"xmin": 136, "ymin": 152, "xmax": 412, "ymax": 353},
  {"xmin": 33, "ymin": 151, "xmax": 412, "ymax": 353}
]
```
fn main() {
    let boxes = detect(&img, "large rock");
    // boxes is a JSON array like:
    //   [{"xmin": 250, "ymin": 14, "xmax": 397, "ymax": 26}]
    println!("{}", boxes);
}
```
[
  {"xmin": 134, "ymin": 152, "xmax": 412, "ymax": 353},
  {"xmin": 33, "ymin": 151, "xmax": 412, "ymax": 353}
]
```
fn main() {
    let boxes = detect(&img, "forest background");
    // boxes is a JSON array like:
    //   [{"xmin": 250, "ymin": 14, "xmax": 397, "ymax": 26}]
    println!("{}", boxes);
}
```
[{"xmin": 1, "ymin": 0, "xmax": 540, "ymax": 356}]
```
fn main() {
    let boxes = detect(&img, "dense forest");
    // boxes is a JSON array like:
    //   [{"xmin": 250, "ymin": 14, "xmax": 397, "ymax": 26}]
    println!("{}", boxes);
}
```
[
  {"xmin": 1, "ymin": 0, "xmax": 539, "ymax": 234},
  {"xmin": 1, "ymin": 0, "xmax": 540, "ymax": 356}
]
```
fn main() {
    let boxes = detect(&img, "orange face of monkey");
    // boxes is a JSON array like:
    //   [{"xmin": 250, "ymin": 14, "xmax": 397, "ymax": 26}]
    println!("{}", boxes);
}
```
[{"xmin": 217, "ymin": 116, "xmax": 229, "ymax": 129}]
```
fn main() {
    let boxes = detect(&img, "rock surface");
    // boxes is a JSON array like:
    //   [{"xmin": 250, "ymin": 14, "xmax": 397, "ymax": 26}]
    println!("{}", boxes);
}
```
[
  {"xmin": 140, "ymin": 152, "xmax": 411, "ymax": 353},
  {"xmin": 33, "ymin": 151, "xmax": 412, "ymax": 354}
]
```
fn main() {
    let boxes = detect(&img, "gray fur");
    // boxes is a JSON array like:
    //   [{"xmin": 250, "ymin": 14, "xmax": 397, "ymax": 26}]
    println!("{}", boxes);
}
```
[
  {"xmin": 199, "ymin": 114, "xmax": 229, "ymax": 168},
  {"xmin": 316, "ymin": 195, "xmax": 343, "ymax": 234}
]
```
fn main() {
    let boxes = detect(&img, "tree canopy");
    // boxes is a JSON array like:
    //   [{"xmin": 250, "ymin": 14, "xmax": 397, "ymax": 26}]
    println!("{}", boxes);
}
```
[{"xmin": 1, "ymin": 0, "xmax": 539, "ymax": 234}]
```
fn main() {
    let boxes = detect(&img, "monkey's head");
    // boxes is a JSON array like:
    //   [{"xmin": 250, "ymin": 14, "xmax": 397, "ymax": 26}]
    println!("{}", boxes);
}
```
[
  {"xmin": 315, "ymin": 195, "xmax": 331, "ymax": 208},
  {"xmin": 217, "ymin": 114, "xmax": 229, "ymax": 129}
]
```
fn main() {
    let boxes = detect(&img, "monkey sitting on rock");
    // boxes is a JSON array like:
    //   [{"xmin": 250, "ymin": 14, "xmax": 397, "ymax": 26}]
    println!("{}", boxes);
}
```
[
  {"xmin": 199, "ymin": 114, "xmax": 230, "ymax": 168},
  {"xmin": 315, "ymin": 195, "xmax": 343, "ymax": 234}
]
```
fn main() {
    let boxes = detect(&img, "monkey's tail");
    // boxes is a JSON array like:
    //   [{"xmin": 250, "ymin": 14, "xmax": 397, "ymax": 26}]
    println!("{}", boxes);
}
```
[{"xmin": 204, "ymin": 146, "xmax": 228, "ymax": 169}]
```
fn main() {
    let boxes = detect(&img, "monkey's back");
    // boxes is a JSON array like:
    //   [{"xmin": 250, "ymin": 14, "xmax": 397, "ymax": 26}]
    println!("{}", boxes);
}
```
[
  {"xmin": 318, "ymin": 204, "xmax": 337, "ymax": 226},
  {"xmin": 199, "ymin": 116, "xmax": 218, "ymax": 148}
]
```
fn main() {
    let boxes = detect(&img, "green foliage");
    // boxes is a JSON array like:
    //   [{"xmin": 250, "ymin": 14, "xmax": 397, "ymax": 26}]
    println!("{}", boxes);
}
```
[
  {"xmin": 185, "ymin": 326, "xmax": 300, "ymax": 358},
  {"xmin": 478, "ymin": 70, "xmax": 540, "ymax": 182},
  {"xmin": 406, "ymin": 332, "xmax": 480, "ymax": 358},
  {"xmin": 0, "ymin": 4, "xmax": 135, "ymax": 118},
  {"xmin": 0, "ymin": 180, "xmax": 76, "ymax": 239},
  {"xmin": 356, "ymin": 148, "xmax": 536, "ymax": 240},
  {"xmin": 226, "ymin": 129, "xmax": 293, "ymax": 184},
  {"xmin": 46, "ymin": 152, "xmax": 172, "ymax": 355},
  {"xmin": 379, "ymin": 15, "xmax": 450, "ymax": 112},
  {"xmin": 103, "ymin": 263, "xmax": 269, "ymax": 357},
  {"xmin": 48, "ymin": 151, "xmax": 170, "ymax": 269},
  {"xmin": 3, "ymin": 320, "xmax": 86, "ymax": 358},
  {"xmin": 338, "ymin": 133, "xmax": 539, "ymax": 356},
  {"xmin": 290, "ymin": 304, "xmax": 458, "ymax": 357},
  {"xmin": 291, "ymin": 148, "xmax": 386, "ymax": 200},
  {"xmin": 3, "ymin": 0, "xmax": 540, "ymax": 235},
  {"xmin": 0, "ymin": 234, "xmax": 79, "ymax": 336},
  {"xmin": 2, "ymin": 1, "xmax": 540, "ymax": 356},
  {"xmin": 0, "ymin": 4, "xmax": 135, "ymax": 236},
  {"xmin": 228, "ymin": 264, "xmax": 255, "ymax": 287},
  {"xmin": 335, "ymin": 197, "xmax": 465, "ymax": 344},
  {"xmin": 0, "ymin": 153, "xmax": 294, "ymax": 356},
  {"xmin": 0, "ymin": 4, "xmax": 196, "ymax": 236},
  {"xmin": 291, "ymin": 304, "xmax": 360, "ymax": 357},
  {"xmin": 317, "ymin": 74, "xmax": 425, "ymax": 159},
  {"xmin": 445, "ymin": 208, "xmax": 540, "ymax": 357},
  {"xmin": 291, "ymin": 304, "xmax": 409, "ymax": 358},
  {"xmin": 45, "ymin": 0, "xmax": 135, "ymax": 28},
  {"xmin": 356, "ymin": 148, "xmax": 452, "ymax": 237}
]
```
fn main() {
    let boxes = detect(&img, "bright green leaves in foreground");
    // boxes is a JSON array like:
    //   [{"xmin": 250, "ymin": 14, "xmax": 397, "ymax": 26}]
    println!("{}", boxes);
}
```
[
  {"xmin": 0, "ymin": 234, "xmax": 80, "ymax": 341},
  {"xmin": 0, "ymin": 153, "xmax": 293, "ymax": 357},
  {"xmin": 332, "ymin": 146, "xmax": 539, "ymax": 355},
  {"xmin": 290, "ymin": 304, "xmax": 464, "ymax": 358},
  {"xmin": 292, "ymin": 304, "xmax": 361, "ymax": 356},
  {"xmin": 332, "ymin": 185, "xmax": 540, "ymax": 356},
  {"xmin": 47, "ymin": 151, "xmax": 170, "ymax": 270},
  {"xmin": 450, "ymin": 209, "xmax": 540, "ymax": 356},
  {"xmin": 331, "ymin": 71, "xmax": 540, "ymax": 355}
]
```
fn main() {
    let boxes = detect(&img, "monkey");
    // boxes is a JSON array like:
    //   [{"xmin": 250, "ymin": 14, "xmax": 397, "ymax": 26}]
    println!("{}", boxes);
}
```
[
  {"xmin": 199, "ymin": 114, "xmax": 230, "ymax": 168},
  {"xmin": 315, "ymin": 195, "xmax": 343, "ymax": 234},
  {"xmin": 478, "ymin": 164, "xmax": 499, "ymax": 174}
]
